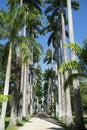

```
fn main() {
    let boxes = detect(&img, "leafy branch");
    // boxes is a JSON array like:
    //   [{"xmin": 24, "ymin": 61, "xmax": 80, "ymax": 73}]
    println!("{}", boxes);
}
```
[
  {"xmin": 59, "ymin": 60, "xmax": 80, "ymax": 73},
  {"xmin": 64, "ymin": 42, "xmax": 82, "ymax": 54}
]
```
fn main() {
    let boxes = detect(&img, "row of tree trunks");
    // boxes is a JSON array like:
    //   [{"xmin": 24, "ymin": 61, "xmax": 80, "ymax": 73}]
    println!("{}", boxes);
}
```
[{"xmin": 0, "ymin": 43, "xmax": 12, "ymax": 130}]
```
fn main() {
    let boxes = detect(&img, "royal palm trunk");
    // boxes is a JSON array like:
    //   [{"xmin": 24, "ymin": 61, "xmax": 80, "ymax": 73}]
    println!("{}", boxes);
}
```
[
  {"xmin": 47, "ymin": 78, "xmax": 51, "ymax": 114},
  {"xmin": 18, "ymin": 64, "xmax": 24, "ymax": 120},
  {"xmin": 60, "ymin": 0, "xmax": 73, "ymax": 125},
  {"xmin": 26, "ymin": 66, "xmax": 30, "ymax": 116},
  {"xmin": 0, "ymin": 43, "xmax": 12, "ymax": 130},
  {"xmin": 22, "ymin": 64, "xmax": 27, "ymax": 118},
  {"xmin": 67, "ymin": 0, "xmax": 85, "ymax": 129},
  {"xmin": 9, "ymin": 46, "xmax": 20, "ymax": 125},
  {"xmin": 60, "ymin": 40, "xmax": 65, "ymax": 121}
]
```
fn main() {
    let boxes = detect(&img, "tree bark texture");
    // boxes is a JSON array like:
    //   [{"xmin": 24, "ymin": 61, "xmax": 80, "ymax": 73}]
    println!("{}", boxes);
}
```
[
  {"xmin": 0, "ymin": 43, "xmax": 12, "ymax": 130},
  {"xmin": 67, "ymin": 0, "xmax": 85, "ymax": 129},
  {"xmin": 60, "ymin": 0, "xmax": 73, "ymax": 125}
]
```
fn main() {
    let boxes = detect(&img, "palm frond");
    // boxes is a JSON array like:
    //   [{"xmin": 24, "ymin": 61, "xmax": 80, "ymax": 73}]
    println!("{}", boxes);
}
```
[
  {"xmin": 71, "ymin": 0, "xmax": 79, "ymax": 10},
  {"xmin": 43, "ymin": 49, "xmax": 52, "ymax": 64},
  {"xmin": 47, "ymin": 31, "xmax": 54, "ymax": 46},
  {"xmin": 64, "ymin": 73, "xmax": 87, "ymax": 90},
  {"xmin": 45, "ymin": 5, "xmax": 54, "ymax": 15},
  {"xmin": 59, "ymin": 60, "xmax": 80, "ymax": 73},
  {"xmin": 64, "ymin": 42, "xmax": 82, "ymax": 54}
]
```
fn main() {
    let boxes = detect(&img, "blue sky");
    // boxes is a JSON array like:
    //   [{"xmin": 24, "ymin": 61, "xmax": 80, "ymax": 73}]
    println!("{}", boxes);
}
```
[
  {"xmin": 38, "ymin": 0, "xmax": 87, "ymax": 71},
  {"xmin": 0, "ymin": 0, "xmax": 87, "ymax": 72}
]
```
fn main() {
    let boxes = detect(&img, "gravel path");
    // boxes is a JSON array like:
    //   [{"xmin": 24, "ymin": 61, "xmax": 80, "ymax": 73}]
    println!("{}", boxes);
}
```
[{"xmin": 18, "ymin": 114, "xmax": 64, "ymax": 130}]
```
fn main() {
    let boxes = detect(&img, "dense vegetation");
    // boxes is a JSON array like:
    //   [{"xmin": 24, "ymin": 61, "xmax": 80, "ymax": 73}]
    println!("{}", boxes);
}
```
[{"xmin": 0, "ymin": 0, "xmax": 87, "ymax": 130}]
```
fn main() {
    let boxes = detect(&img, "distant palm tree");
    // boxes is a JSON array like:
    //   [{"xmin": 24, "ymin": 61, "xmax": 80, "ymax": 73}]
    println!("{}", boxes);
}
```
[{"xmin": 43, "ymin": 68, "xmax": 56, "ymax": 114}]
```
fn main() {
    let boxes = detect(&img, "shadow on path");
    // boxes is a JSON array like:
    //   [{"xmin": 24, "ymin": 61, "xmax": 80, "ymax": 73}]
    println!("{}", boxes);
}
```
[
  {"xmin": 36, "ymin": 111, "xmax": 64, "ymax": 130},
  {"xmin": 48, "ymin": 127, "xmax": 64, "ymax": 130}
]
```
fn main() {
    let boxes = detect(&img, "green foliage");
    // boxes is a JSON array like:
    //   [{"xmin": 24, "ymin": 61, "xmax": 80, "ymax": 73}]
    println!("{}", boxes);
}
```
[
  {"xmin": 6, "ymin": 126, "xmax": 19, "ymax": 130},
  {"xmin": 34, "ymin": 65, "xmax": 42, "ymax": 102},
  {"xmin": 59, "ymin": 60, "xmax": 79, "ymax": 73},
  {"xmin": 33, "ymin": 42, "xmax": 43, "ymax": 63},
  {"xmin": 79, "ymin": 39, "xmax": 87, "ymax": 74},
  {"xmin": 43, "ymin": 68, "xmax": 56, "ymax": 106},
  {"xmin": 43, "ymin": 68, "xmax": 56, "ymax": 80},
  {"xmin": 64, "ymin": 42, "xmax": 82, "ymax": 54},
  {"xmin": 80, "ymin": 81, "xmax": 87, "ymax": 111},
  {"xmin": 64, "ymin": 73, "xmax": 87, "ymax": 90},
  {"xmin": 43, "ymin": 49, "xmax": 53, "ymax": 64},
  {"xmin": 0, "ymin": 94, "xmax": 12, "ymax": 103}
]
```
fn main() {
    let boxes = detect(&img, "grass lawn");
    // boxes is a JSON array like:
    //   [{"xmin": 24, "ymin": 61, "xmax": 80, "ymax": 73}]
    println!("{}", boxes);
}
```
[
  {"xmin": 6, "ymin": 126, "xmax": 19, "ymax": 130},
  {"xmin": 5, "ymin": 116, "xmax": 32, "ymax": 130}
]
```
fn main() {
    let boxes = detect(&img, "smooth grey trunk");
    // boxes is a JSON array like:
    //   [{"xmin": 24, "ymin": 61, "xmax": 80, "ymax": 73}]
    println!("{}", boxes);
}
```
[
  {"xmin": 60, "ymin": 0, "xmax": 73, "ymax": 125},
  {"xmin": 22, "ymin": 64, "xmax": 27, "ymax": 118},
  {"xmin": 30, "ymin": 86, "xmax": 34, "ymax": 115},
  {"xmin": 54, "ymin": 39, "xmax": 63, "ymax": 119},
  {"xmin": 36, "ymin": 97, "xmax": 39, "ymax": 113},
  {"xmin": 47, "ymin": 78, "xmax": 51, "ymax": 114},
  {"xmin": 60, "ymin": 40, "xmax": 65, "ymax": 121},
  {"xmin": 18, "ymin": 64, "xmax": 24, "ymax": 121},
  {"xmin": 53, "ymin": 40, "xmax": 60, "ymax": 118},
  {"xmin": 60, "ymin": 72, "xmax": 65, "ymax": 121},
  {"xmin": 26, "ymin": 66, "xmax": 30, "ymax": 116},
  {"xmin": 20, "ymin": 0, "xmax": 23, "ymax": 6},
  {"xmin": 58, "ymin": 72, "xmax": 62, "ymax": 120},
  {"xmin": 9, "ymin": 46, "xmax": 20, "ymax": 125},
  {"xmin": 9, "ymin": 104, "xmax": 17, "ymax": 125},
  {"xmin": 0, "ymin": 43, "xmax": 12, "ymax": 130},
  {"xmin": 67, "ymin": 0, "xmax": 85, "ymax": 129},
  {"xmin": 21, "ymin": 7, "xmax": 27, "ymax": 118},
  {"xmin": 55, "ymin": 63, "xmax": 59, "ymax": 117},
  {"xmin": 30, "ymin": 72, "xmax": 34, "ymax": 115},
  {"xmin": 18, "ymin": 0, "xmax": 23, "ymax": 121}
]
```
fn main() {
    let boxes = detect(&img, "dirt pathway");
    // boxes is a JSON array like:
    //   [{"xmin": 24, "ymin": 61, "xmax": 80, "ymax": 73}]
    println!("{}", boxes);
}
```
[{"xmin": 18, "ymin": 113, "xmax": 64, "ymax": 130}]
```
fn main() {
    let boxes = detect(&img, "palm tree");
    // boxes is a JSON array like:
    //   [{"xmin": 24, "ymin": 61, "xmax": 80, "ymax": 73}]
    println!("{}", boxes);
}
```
[
  {"xmin": 43, "ymin": 68, "xmax": 56, "ymax": 114},
  {"xmin": 44, "ymin": 0, "xmax": 79, "ymax": 124},
  {"xmin": 34, "ymin": 65, "xmax": 43, "ymax": 112},
  {"xmin": 0, "ymin": 8, "xmax": 24, "ymax": 129},
  {"xmin": 67, "ymin": 0, "xmax": 85, "ymax": 129},
  {"xmin": 8, "ymin": 0, "xmax": 43, "ymax": 120},
  {"xmin": 0, "ymin": 43, "xmax": 12, "ymax": 130},
  {"xmin": 42, "ymin": 14, "xmax": 63, "ymax": 119},
  {"xmin": 60, "ymin": 0, "xmax": 73, "ymax": 124}
]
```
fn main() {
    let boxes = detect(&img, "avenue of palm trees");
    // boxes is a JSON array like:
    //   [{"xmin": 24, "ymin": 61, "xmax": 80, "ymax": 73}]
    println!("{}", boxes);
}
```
[{"xmin": 0, "ymin": 0, "xmax": 87, "ymax": 130}]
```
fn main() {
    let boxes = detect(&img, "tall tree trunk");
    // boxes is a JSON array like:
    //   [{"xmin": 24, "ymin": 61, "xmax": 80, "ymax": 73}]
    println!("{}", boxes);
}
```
[
  {"xmin": 21, "ymin": 5, "xmax": 28, "ymax": 118},
  {"xmin": 67, "ymin": 0, "xmax": 85, "ymax": 129},
  {"xmin": 36, "ymin": 96, "xmax": 39, "ymax": 113},
  {"xmin": 18, "ymin": 0, "xmax": 23, "ymax": 121},
  {"xmin": 60, "ymin": 40, "xmax": 65, "ymax": 121},
  {"xmin": 18, "ymin": 64, "xmax": 24, "ymax": 121},
  {"xmin": 55, "ymin": 63, "xmax": 59, "ymax": 117},
  {"xmin": 9, "ymin": 47, "xmax": 20, "ymax": 125},
  {"xmin": 54, "ymin": 40, "xmax": 62, "ymax": 119},
  {"xmin": 47, "ymin": 78, "xmax": 51, "ymax": 114},
  {"xmin": 20, "ymin": 0, "xmax": 23, "ymax": 6},
  {"xmin": 0, "ymin": 43, "xmax": 12, "ymax": 130},
  {"xmin": 26, "ymin": 66, "xmax": 30, "ymax": 116},
  {"xmin": 22, "ymin": 64, "xmax": 27, "ymax": 118},
  {"xmin": 60, "ymin": 0, "xmax": 73, "ymax": 125},
  {"xmin": 30, "ymin": 71, "xmax": 34, "ymax": 115},
  {"xmin": 58, "ymin": 72, "xmax": 62, "ymax": 120}
]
